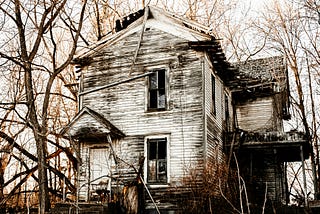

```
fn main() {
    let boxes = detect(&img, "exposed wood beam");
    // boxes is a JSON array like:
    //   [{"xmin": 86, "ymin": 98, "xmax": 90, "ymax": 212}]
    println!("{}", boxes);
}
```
[{"xmin": 79, "ymin": 71, "xmax": 156, "ymax": 96}]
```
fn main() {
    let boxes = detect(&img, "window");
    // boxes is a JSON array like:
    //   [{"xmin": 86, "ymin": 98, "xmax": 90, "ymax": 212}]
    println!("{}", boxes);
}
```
[
  {"xmin": 147, "ymin": 138, "xmax": 167, "ymax": 183},
  {"xmin": 211, "ymin": 74, "xmax": 216, "ymax": 115},
  {"xmin": 148, "ymin": 69, "xmax": 166, "ymax": 110},
  {"xmin": 225, "ymin": 93, "xmax": 230, "ymax": 130}
]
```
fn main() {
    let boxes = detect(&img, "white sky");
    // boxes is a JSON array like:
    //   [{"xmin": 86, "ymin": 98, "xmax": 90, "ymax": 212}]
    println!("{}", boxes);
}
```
[{"xmin": 250, "ymin": 0, "xmax": 270, "ymax": 10}]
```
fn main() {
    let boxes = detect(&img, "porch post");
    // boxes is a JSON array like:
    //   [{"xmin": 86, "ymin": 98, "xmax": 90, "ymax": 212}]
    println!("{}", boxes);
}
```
[{"xmin": 300, "ymin": 145, "xmax": 308, "ymax": 207}]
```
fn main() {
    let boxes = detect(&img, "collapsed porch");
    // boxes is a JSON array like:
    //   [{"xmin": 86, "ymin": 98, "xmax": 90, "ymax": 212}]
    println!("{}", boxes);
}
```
[{"xmin": 225, "ymin": 129, "xmax": 310, "ymax": 207}]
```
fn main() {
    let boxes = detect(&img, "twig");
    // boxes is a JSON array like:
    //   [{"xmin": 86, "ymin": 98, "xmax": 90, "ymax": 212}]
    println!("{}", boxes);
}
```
[
  {"xmin": 262, "ymin": 182, "xmax": 268, "ymax": 214},
  {"xmin": 139, "ymin": 175, "xmax": 161, "ymax": 214},
  {"xmin": 233, "ymin": 152, "xmax": 244, "ymax": 213},
  {"xmin": 240, "ymin": 177, "xmax": 250, "ymax": 214}
]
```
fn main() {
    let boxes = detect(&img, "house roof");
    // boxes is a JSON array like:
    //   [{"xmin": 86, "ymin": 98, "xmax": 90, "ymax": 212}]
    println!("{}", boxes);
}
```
[
  {"xmin": 229, "ymin": 56, "xmax": 288, "ymax": 94},
  {"xmin": 72, "ymin": 7, "xmax": 288, "ymax": 100},
  {"xmin": 74, "ymin": 6, "xmax": 213, "ymax": 61},
  {"xmin": 73, "ymin": 6, "xmax": 235, "ymax": 81},
  {"xmin": 60, "ymin": 107, "xmax": 125, "ymax": 139}
]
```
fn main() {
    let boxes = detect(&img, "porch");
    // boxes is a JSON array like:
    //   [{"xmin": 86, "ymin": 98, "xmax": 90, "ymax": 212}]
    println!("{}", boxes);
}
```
[
  {"xmin": 224, "ymin": 129, "xmax": 310, "ymax": 206},
  {"xmin": 225, "ymin": 130, "xmax": 310, "ymax": 162},
  {"xmin": 49, "ymin": 202, "xmax": 111, "ymax": 214}
]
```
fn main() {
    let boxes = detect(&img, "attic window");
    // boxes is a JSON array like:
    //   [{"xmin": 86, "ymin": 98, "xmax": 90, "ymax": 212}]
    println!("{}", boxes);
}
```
[{"xmin": 148, "ymin": 69, "xmax": 167, "ymax": 111}]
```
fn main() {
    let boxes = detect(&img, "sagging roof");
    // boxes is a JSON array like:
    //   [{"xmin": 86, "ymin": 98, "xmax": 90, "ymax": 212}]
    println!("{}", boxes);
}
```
[
  {"xmin": 61, "ymin": 107, "xmax": 125, "ymax": 139},
  {"xmin": 73, "ymin": 7, "xmax": 286, "ymax": 103},
  {"xmin": 73, "ymin": 6, "xmax": 235, "ymax": 81},
  {"xmin": 113, "ymin": 6, "xmax": 214, "ymax": 36},
  {"xmin": 229, "ymin": 56, "xmax": 289, "ymax": 96},
  {"xmin": 188, "ymin": 40, "xmax": 236, "ymax": 82},
  {"xmin": 73, "ymin": 6, "xmax": 213, "ymax": 62}
]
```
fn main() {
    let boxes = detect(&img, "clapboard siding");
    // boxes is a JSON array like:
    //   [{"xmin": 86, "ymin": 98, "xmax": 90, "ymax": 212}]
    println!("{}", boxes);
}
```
[
  {"xmin": 236, "ymin": 97, "xmax": 275, "ymax": 131},
  {"xmin": 203, "ymin": 57, "xmax": 227, "ymax": 164},
  {"xmin": 240, "ymin": 150, "xmax": 287, "ymax": 204},
  {"xmin": 80, "ymin": 27, "xmax": 205, "ymax": 187},
  {"xmin": 78, "ymin": 146, "xmax": 90, "ymax": 201}
]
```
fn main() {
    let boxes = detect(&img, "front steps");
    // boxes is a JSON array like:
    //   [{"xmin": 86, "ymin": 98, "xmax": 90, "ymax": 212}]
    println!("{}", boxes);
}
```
[{"xmin": 49, "ymin": 202, "xmax": 110, "ymax": 214}]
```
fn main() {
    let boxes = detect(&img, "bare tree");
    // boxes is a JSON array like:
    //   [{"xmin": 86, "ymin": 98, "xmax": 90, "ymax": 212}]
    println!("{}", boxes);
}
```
[
  {"xmin": 0, "ymin": 0, "xmax": 87, "ymax": 212},
  {"xmin": 255, "ymin": 0, "xmax": 320, "ymax": 202}
]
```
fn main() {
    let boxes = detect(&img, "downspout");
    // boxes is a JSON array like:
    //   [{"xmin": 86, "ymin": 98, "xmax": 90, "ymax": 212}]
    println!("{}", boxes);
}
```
[
  {"xmin": 76, "ymin": 140, "xmax": 81, "ymax": 214},
  {"xmin": 300, "ymin": 145, "xmax": 308, "ymax": 207}
]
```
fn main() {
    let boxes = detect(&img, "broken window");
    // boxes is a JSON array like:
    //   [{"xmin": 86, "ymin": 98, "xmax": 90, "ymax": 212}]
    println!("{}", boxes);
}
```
[
  {"xmin": 147, "ymin": 138, "xmax": 167, "ymax": 183},
  {"xmin": 148, "ymin": 69, "xmax": 166, "ymax": 110},
  {"xmin": 211, "ymin": 74, "xmax": 216, "ymax": 115}
]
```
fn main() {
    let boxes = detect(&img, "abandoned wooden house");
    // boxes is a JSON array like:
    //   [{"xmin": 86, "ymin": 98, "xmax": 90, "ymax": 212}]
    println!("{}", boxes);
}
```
[{"xmin": 61, "ymin": 6, "xmax": 310, "ymax": 213}]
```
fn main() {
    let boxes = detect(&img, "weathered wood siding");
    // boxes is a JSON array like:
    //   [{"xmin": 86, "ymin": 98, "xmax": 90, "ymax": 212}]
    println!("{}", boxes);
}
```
[
  {"xmin": 273, "ymin": 93, "xmax": 285, "ymax": 130},
  {"xmin": 203, "ymin": 57, "xmax": 230, "ymax": 165},
  {"xmin": 79, "ymin": 23, "xmax": 205, "ymax": 196},
  {"xmin": 236, "ymin": 97, "xmax": 278, "ymax": 132},
  {"xmin": 78, "ymin": 145, "xmax": 90, "ymax": 201},
  {"xmin": 68, "ymin": 113, "xmax": 110, "ymax": 136},
  {"xmin": 240, "ymin": 150, "xmax": 287, "ymax": 204}
]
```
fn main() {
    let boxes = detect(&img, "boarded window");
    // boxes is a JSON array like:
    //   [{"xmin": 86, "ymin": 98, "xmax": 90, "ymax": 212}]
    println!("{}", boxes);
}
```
[
  {"xmin": 211, "ymin": 74, "xmax": 216, "ymax": 115},
  {"xmin": 148, "ymin": 69, "xmax": 166, "ymax": 110},
  {"xmin": 147, "ymin": 138, "xmax": 167, "ymax": 183}
]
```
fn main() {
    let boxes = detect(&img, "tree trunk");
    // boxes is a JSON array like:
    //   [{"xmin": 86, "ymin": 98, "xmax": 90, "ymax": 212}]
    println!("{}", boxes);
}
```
[{"xmin": 35, "ymin": 134, "xmax": 50, "ymax": 213}]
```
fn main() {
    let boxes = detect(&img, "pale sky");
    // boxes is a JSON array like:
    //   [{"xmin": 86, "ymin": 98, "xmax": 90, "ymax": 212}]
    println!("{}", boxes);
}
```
[{"xmin": 250, "ymin": 0, "xmax": 269, "ymax": 10}]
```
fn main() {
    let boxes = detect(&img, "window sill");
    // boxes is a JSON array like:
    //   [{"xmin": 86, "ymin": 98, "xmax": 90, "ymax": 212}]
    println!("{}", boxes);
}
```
[
  {"xmin": 145, "ymin": 109, "xmax": 170, "ymax": 114},
  {"xmin": 147, "ymin": 184, "xmax": 170, "ymax": 188},
  {"xmin": 147, "ymin": 108, "xmax": 167, "ymax": 112}
]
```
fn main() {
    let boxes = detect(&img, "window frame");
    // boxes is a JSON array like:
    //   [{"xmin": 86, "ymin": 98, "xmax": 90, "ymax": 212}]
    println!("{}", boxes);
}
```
[
  {"xmin": 147, "ymin": 68, "xmax": 168, "ymax": 111},
  {"xmin": 211, "ymin": 74, "xmax": 216, "ymax": 115},
  {"xmin": 78, "ymin": 67, "xmax": 86, "ymax": 110},
  {"xmin": 224, "ymin": 92, "xmax": 230, "ymax": 130},
  {"xmin": 144, "ymin": 135, "xmax": 170, "ymax": 185}
]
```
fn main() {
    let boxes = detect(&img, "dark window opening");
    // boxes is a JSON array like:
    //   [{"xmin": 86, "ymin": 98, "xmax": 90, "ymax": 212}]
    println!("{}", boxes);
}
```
[
  {"xmin": 148, "ymin": 69, "xmax": 166, "ymax": 110},
  {"xmin": 211, "ymin": 74, "xmax": 216, "ymax": 115},
  {"xmin": 225, "ymin": 94, "xmax": 230, "ymax": 130},
  {"xmin": 147, "ymin": 138, "xmax": 167, "ymax": 183}
]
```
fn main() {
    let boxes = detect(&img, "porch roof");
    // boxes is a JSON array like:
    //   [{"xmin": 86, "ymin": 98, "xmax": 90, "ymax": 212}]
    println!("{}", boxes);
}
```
[
  {"xmin": 60, "ymin": 106, "xmax": 125, "ymax": 139},
  {"xmin": 225, "ymin": 130, "xmax": 310, "ymax": 162}
]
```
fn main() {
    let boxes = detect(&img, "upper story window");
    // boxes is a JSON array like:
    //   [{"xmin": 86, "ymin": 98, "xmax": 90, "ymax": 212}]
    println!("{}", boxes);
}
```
[
  {"xmin": 211, "ymin": 74, "xmax": 216, "ymax": 115},
  {"xmin": 225, "ymin": 93, "xmax": 230, "ymax": 130},
  {"xmin": 147, "ymin": 138, "xmax": 167, "ymax": 183},
  {"xmin": 148, "ymin": 69, "xmax": 167, "ymax": 111}
]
